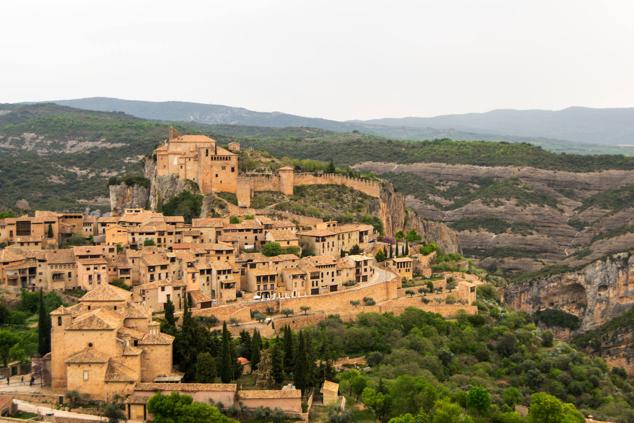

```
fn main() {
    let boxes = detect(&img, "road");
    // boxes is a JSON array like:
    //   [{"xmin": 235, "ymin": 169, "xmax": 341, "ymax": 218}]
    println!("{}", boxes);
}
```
[{"xmin": 14, "ymin": 399, "xmax": 106, "ymax": 421}]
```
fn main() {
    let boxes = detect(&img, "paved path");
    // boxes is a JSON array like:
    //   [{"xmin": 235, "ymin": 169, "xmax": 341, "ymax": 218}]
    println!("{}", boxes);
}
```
[{"xmin": 14, "ymin": 399, "xmax": 106, "ymax": 421}]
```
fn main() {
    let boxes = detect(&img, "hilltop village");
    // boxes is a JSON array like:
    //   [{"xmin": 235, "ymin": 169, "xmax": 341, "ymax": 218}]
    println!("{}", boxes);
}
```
[{"xmin": 0, "ymin": 132, "xmax": 479, "ymax": 421}]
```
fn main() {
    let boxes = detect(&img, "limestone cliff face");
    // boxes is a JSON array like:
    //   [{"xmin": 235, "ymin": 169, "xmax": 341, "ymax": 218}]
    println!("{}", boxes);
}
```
[
  {"xmin": 145, "ymin": 157, "xmax": 200, "ymax": 211},
  {"xmin": 374, "ymin": 182, "xmax": 460, "ymax": 254},
  {"xmin": 505, "ymin": 252, "xmax": 634, "ymax": 331},
  {"xmin": 109, "ymin": 184, "xmax": 149, "ymax": 215}
]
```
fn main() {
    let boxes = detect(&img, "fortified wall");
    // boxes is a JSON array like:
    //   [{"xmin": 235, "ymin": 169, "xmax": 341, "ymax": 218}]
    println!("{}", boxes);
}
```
[{"xmin": 237, "ymin": 168, "xmax": 381, "ymax": 207}]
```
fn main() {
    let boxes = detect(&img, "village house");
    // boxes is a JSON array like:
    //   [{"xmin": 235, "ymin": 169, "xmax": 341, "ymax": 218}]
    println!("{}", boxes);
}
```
[{"xmin": 298, "ymin": 221, "xmax": 374, "ymax": 257}]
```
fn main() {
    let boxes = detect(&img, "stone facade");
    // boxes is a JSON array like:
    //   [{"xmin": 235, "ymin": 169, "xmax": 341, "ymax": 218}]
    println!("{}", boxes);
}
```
[{"xmin": 50, "ymin": 285, "xmax": 174, "ymax": 401}]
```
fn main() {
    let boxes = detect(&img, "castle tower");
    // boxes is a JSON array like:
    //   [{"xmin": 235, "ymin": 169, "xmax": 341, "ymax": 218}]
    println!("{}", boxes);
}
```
[{"xmin": 278, "ymin": 166, "xmax": 294, "ymax": 196}]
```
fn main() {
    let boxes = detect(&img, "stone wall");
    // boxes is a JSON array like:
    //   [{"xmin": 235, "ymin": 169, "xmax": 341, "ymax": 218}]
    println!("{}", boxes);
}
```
[{"xmin": 293, "ymin": 173, "xmax": 381, "ymax": 198}]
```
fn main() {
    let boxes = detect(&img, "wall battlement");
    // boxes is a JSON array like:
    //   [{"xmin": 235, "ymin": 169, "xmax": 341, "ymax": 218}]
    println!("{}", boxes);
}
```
[{"xmin": 236, "ymin": 170, "xmax": 381, "ymax": 207}]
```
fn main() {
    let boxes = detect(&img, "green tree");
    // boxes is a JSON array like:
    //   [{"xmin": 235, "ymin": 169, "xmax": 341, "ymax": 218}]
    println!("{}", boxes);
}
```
[
  {"xmin": 405, "ymin": 230, "xmax": 421, "ymax": 243},
  {"xmin": 251, "ymin": 329, "xmax": 262, "ymax": 370},
  {"xmin": 300, "ymin": 306, "xmax": 310, "ymax": 315},
  {"xmin": 147, "ymin": 392, "xmax": 236, "ymax": 423},
  {"xmin": 350, "ymin": 245, "xmax": 361, "ymax": 255},
  {"xmin": 0, "ymin": 330, "xmax": 19, "ymax": 380},
  {"xmin": 143, "ymin": 239, "xmax": 155, "ymax": 247},
  {"xmin": 103, "ymin": 402, "xmax": 125, "ymax": 423},
  {"xmin": 395, "ymin": 231, "xmax": 405, "ymax": 241},
  {"xmin": 37, "ymin": 289, "xmax": 51, "ymax": 356},
  {"xmin": 327, "ymin": 160, "xmax": 336, "ymax": 173},
  {"xmin": 262, "ymin": 242, "xmax": 283, "ymax": 257},
  {"xmin": 282, "ymin": 326, "xmax": 294, "ymax": 375},
  {"xmin": 528, "ymin": 392, "xmax": 584, "ymax": 423},
  {"xmin": 164, "ymin": 298, "xmax": 176, "ymax": 328},
  {"xmin": 281, "ymin": 308, "xmax": 294, "ymax": 317},
  {"xmin": 219, "ymin": 322, "xmax": 233, "ymax": 383},
  {"xmin": 195, "ymin": 352, "xmax": 217, "ymax": 383},
  {"xmin": 466, "ymin": 385, "xmax": 490, "ymax": 415},
  {"xmin": 161, "ymin": 191, "xmax": 203, "ymax": 224},
  {"xmin": 431, "ymin": 399, "xmax": 472, "ymax": 423},
  {"xmin": 375, "ymin": 248, "xmax": 387, "ymax": 262},
  {"xmin": 271, "ymin": 342, "xmax": 284, "ymax": 385},
  {"xmin": 294, "ymin": 331, "xmax": 308, "ymax": 394},
  {"xmin": 362, "ymin": 386, "xmax": 390, "ymax": 423}
]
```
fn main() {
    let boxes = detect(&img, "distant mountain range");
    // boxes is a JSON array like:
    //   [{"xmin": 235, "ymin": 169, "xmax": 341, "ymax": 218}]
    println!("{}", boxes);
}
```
[{"xmin": 55, "ymin": 97, "xmax": 634, "ymax": 151}]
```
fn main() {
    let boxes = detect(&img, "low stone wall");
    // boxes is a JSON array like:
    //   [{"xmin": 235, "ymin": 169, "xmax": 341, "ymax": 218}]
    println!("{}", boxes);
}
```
[{"xmin": 293, "ymin": 174, "xmax": 380, "ymax": 198}]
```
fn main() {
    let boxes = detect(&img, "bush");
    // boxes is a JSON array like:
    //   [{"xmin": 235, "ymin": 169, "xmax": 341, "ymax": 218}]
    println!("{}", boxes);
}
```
[
  {"xmin": 161, "ymin": 191, "xmax": 202, "ymax": 224},
  {"xmin": 363, "ymin": 297, "xmax": 376, "ymax": 306},
  {"xmin": 535, "ymin": 309, "xmax": 581, "ymax": 330}
]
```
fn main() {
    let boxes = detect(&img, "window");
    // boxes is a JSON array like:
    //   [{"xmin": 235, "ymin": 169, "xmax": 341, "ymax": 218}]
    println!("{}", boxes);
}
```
[
  {"xmin": 83, "ymin": 370, "xmax": 89, "ymax": 381},
  {"xmin": 88, "ymin": 342, "xmax": 93, "ymax": 347},
  {"xmin": 57, "ymin": 316, "xmax": 62, "ymax": 326},
  {"xmin": 16, "ymin": 221, "xmax": 31, "ymax": 236}
]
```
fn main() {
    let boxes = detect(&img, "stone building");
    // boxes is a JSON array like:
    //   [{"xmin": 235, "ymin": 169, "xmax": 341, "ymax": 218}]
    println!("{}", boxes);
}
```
[
  {"xmin": 154, "ymin": 130, "xmax": 238, "ymax": 194},
  {"xmin": 298, "ymin": 222, "xmax": 374, "ymax": 257},
  {"xmin": 50, "ymin": 285, "xmax": 175, "ymax": 401}
]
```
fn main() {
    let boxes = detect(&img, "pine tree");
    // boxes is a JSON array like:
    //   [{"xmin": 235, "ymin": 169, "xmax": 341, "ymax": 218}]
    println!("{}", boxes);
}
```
[
  {"xmin": 282, "ymin": 326, "xmax": 294, "ymax": 375},
  {"xmin": 294, "ymin": 331, "xmax": 308, "ymax": 394},
  {"xmin": 327, "ymin": 160, "xmax": 336, "ymax": 174},
  {"xmin": 37, "ymin": 290, "xmax": 51, "ymax": 356},
  {"xmin": 250, "ymin": 329, "xmax": 262, "ymax": 370},
  {"xmin": 219, "ymin": 322, "xmax": 233, "ymax": 383},
  {"xmin": 271, "ymin": 340, "xmax": 284, "ymax": 386}
]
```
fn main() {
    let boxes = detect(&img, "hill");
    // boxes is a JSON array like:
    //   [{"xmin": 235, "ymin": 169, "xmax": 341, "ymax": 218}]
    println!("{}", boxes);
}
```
[{"xmin": 54, "ymin": 97, "xmax": 634, "ymax": 154}]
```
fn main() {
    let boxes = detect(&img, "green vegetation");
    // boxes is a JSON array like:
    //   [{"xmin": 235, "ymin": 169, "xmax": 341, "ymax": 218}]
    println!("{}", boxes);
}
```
[
  {"xmin": 450, "ymin": 218, "xmax": 533, "ymax": 235},
  {"xmin": 385, "ymin": 174, "xmax": 558, "ymax": 211},
  {"xmin": 535, "ymin": 309, "xmax": 582, "ymax": 330},
  {"xmin": 574, "ymin": 307, "xmax": 634, "ymax": 353},
  {"xmin": 591, "ymin": 225, "xmax": 634, "ymax": 243},
  {"xmin": 160, "ymin": 191, "xmax": 202, "ymax": 224},
  {"xmin": 107, "ymin": 174, "xmax": 149, "ymax": 188},
  {"xmin": 578, "ymin": 184, "xmax": 634, "ymax": 212},
  {"xmin": 274, "ymin": 185, "xmax": 377, "ymax": 224},
  {"xmin": 217, "ymin": 192, "xmax": 238, "ymax": 205},
  {"xmin": 147, "ymin": 392, "xmax": 236, "ymax": 423},
  {"xmin": 251, "ymin": 191, "xmax": 287, "ymax": 209}
]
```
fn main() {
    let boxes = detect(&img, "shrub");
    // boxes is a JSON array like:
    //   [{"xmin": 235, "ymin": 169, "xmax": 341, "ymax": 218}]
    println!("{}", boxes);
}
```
[{"xmin": 363, "ymin": 297, "xmax": 376, "ymax": 306}]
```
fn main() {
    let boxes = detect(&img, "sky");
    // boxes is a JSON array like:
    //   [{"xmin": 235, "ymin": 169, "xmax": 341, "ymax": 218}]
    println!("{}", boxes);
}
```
[{"xmin": 1, "ymin": 0, "xmax": 633, "ymax": 121}]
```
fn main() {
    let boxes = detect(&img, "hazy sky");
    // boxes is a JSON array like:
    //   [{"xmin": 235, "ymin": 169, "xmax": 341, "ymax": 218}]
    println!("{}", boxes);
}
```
[{"xmin": 1, "ymin": 0, "xmax": 633, "ymax": 120}]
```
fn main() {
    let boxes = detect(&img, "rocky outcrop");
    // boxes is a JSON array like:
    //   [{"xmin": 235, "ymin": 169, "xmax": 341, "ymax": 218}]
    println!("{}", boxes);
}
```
[
  {"xmin": 374, "ymin": 182, "xmax": 460, "ymax": 254},
  {"xmin": 109, "ymin": 184, "xmax": 149, "ymax": 215},
  {"xmin": 355, "ymin": 161, "xmax": 634, "ymax": 275},
  {"xmin": 505, "ymin": 252, "xmax": 634, "ymax": 331},
  {"xmin": 145, "ymin": 157, "xmax": 200, "ymax": 211}
]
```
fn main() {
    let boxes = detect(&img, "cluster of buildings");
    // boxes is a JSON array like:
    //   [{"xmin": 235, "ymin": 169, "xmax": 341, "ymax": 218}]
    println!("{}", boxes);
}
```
[{"xmin": 1, "ymin": 208, "xmax": 381, "ymax": 313}]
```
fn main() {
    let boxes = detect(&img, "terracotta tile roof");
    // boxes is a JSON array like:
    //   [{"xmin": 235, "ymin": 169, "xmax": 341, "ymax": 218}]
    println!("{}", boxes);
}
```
[
  {"xmin": 189, "ymin": 290, "xmax": 212, "ymax": 304},
  {"xmin": 77, "ymin": 258, "xmax": 107, "ymax": 265},
  {"xmin": 141, "ymin": 254, "xmax": 169, "ymax": 267},
  {"xmin": 322, "ymin": 380, "xmax": 339, "ymax": 392},
  {"xmin": 0, "ymin": 248, "xmax": 25, "ymax": 263},
  {"xmin": 65, "ymin": 347, "xmax": 109, "ymax": 364},
  {"xmin": 266, "ymin": 230, "xmax": 298, "ymax": 242},
  {"xmin": 80, "ymin": 284, "xmax": 131, "ymax": 302},
  {"xmin": 68, "ymin": 308, "xmax": 122, "ymax": 331},
  {"xmin": 192, "ymin": 218, "xmax": 226, "ymax": 228},
  {"xmin": 239, "ymin": 388, "xmax": 302, "ymax": 399},
  {"xmin": 45, "ymin": 249, "xmax": 75, "ymax": 264},
  {"xmin": 125, "ymin": 302, "xmax": 151, "ymax": 319},
  {"xmin": 139, "ymin": 331, "xmax": 174, "ymax": 346},
  {"xmin": 105, "ymin": 359, "xmax": 137, "ymax": 382},
  {"xmin": 298, "ymin": 229, "xmax": 336, "ymax": 237},
  {"xmin": 134, "ymin": 382, "xmax": 237, "ymax": 393},
  {"xmin": 118, "ymin": 326, "xmax": 146, "ymax": 340}
]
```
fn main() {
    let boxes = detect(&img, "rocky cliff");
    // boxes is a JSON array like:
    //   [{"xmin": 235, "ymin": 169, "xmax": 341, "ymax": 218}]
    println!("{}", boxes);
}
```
[
  {"xmin": 374, "ymin": 182, "xmax": 459, "ymax": 254},
  {"xmin": 355, "ymin": 161, "xmax": 634, "ymax": 276},
  {"xmin": 144, "ymin": 157, "xmax": 201, "ymax": 211},
  {"xmin": 505, "ymin": 252, "xmax": 634, "ymax": 332},
  {"xmin": 108, "ymin": 183, "xmax": 149, "ymax": 215}
]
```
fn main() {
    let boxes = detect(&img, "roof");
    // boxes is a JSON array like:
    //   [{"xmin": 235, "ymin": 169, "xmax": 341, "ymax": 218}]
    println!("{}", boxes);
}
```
[
  {"xmin": 266, "ymin": 230, "xmax": 298, "ymax": 241},
  {"xmin": 392, "ymin": 257, "xmax": 413, "ymax": 262},
  {"xmin": 80, "ymin": 284, "xmax": 131, "ymax": 302},
  {"xmin": 239, "ymin": 389, "xmax": 302, "ymax": 399},
  {"xmin": 139, "ymin": 331, "xmax": 174, "ymax": 346},
  {"xmin": 298, "ymin": 229, "xmax": 336, "ymax": 237},
  {"xmin": 105, "ymin": 359, "xmax": 137, "ymax": 382},
  {"xmin": 134, "ymin": 382, "xmax": 237, "ymax": 393},
  {"xmin": 45, "ymin": 249, "xmax": 75, "ymax": 264},
  {"xmin": 68, "ymin": 308, "xmax": 123, "ymax": 331},
  {"xmin": 141, "ymin": 254, "xmax": 169, "ymax": 267},
  {"xmin": 65, "ymin": 347, "xmax": 109, "ymax": 364}
]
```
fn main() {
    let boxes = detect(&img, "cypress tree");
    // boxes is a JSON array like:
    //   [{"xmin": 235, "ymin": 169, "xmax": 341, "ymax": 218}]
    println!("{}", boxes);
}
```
[
  {"xmin": 37, "ymin": 290, "xmax": 51, "ymax": 356},
  {"xmin": 239, "ymin": 330, "xmax": 252, "ymax": 359},
  {"xmin": 164, "ymin": 298, "xmax": 176, "ymax": 328},
  {"xmin": 250, "ymin": 329, "xmax": 262, "ymax": 370},
  {"xmin": 219, "ymin": 322, "xmax": 233, "ymax": 383},
  {"xmin": 294, "ymin": 331, "xmax": 307, "ymax": 394},
  {"xmin": 283, "ymin": 326, "xmax": 294, "ymax": 375},
  {"xmin": 271, "ymin": 340, "xmax": 284, "ymax": 386}
]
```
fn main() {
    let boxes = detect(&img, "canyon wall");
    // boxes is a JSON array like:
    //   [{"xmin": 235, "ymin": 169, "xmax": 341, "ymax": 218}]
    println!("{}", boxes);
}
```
[
  {"xmin": 108, "ymin": 183, "xmax": 149, "ymax": 215},
  {"xmin": 505, "ymin": 252, "xmax": 634, "ymax": 331}
]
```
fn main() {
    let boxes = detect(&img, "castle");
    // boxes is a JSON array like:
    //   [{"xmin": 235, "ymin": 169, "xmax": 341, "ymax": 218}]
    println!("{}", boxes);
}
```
[
  {"xmin": 152, "ymin": 129, "xmax": 381, "ymax": 208},
  {"xmin": 155, "ymin": 129, "xmax": 239, "ymax": 194}
]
